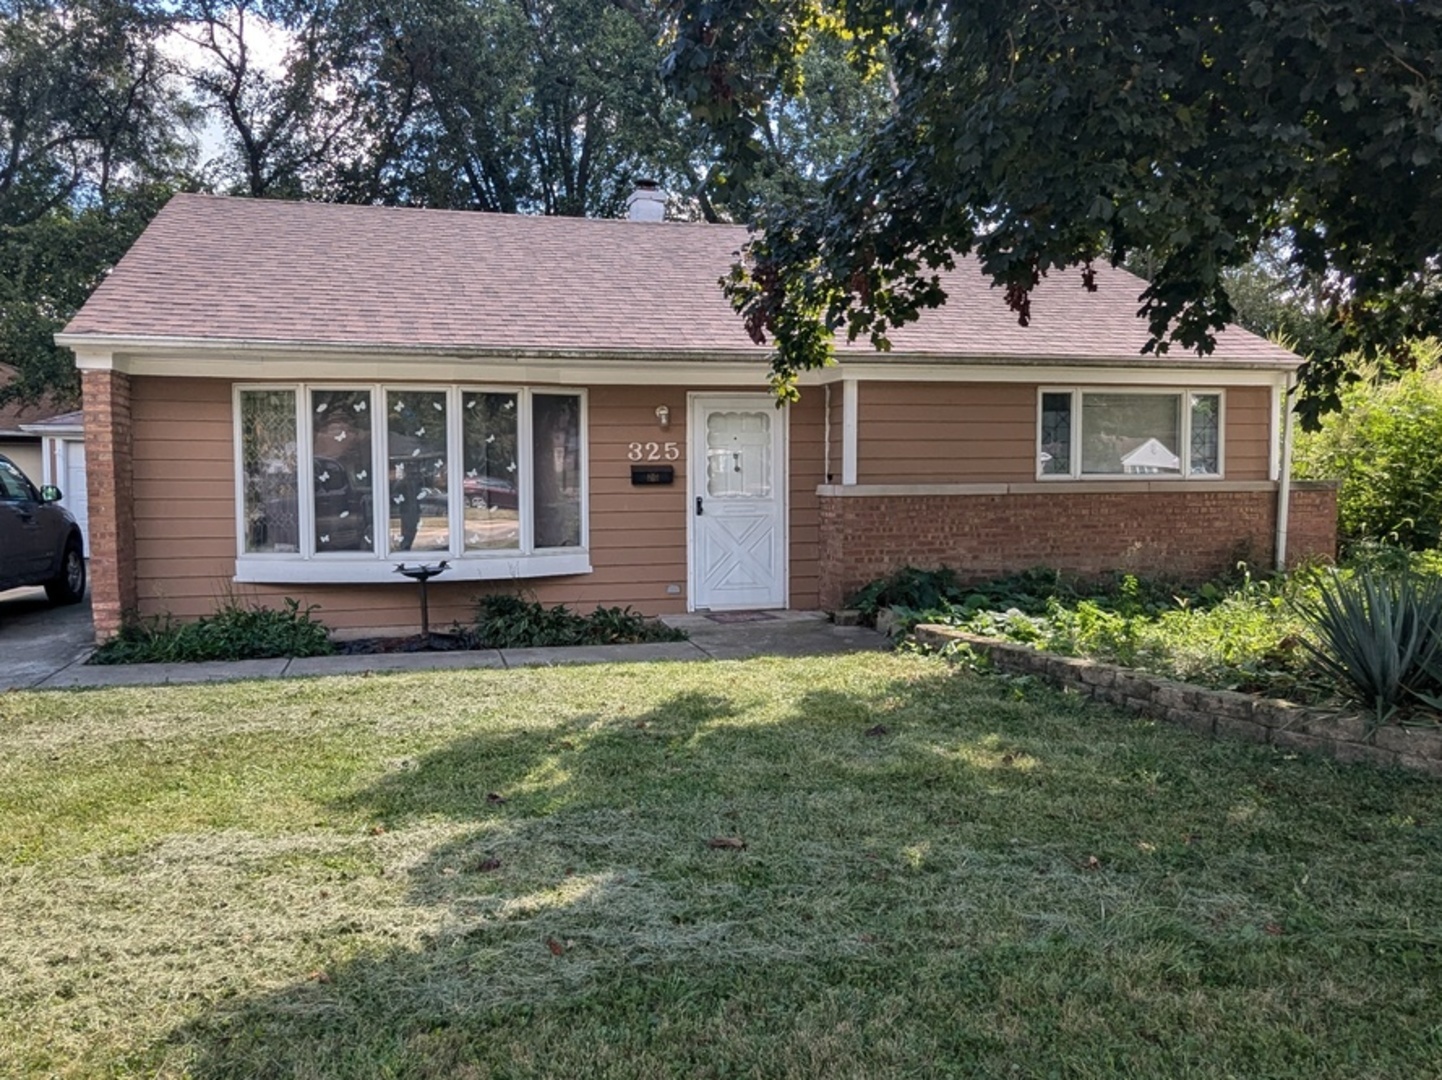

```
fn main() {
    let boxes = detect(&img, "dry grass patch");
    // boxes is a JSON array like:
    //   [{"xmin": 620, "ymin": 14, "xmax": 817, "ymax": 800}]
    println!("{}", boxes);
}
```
[{"xmin": 1, "ymin": 654, "xmax": 1440, "ymax": 1078}]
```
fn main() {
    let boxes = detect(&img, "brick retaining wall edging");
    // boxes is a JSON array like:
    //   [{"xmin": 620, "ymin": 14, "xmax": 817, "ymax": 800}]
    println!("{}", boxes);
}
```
[{"xmin": 912, "ymin": 625, "xmax": 1442, "ymax": 778}]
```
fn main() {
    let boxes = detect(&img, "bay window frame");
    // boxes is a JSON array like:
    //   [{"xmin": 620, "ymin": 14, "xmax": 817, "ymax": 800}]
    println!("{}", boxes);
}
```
[
  {"xmin": 232, "ymin": 382, "xmax": 589, "ymax": 584},
  {"xmin": 1036, "ymin": 386, "xmax": 1226, "ymax": 480}
]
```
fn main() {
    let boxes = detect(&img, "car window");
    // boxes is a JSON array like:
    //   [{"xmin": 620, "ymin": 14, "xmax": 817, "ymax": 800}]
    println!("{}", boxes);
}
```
[{"xmin": 0, "ymin": 458, "xmax": 36, "ymax": 501}]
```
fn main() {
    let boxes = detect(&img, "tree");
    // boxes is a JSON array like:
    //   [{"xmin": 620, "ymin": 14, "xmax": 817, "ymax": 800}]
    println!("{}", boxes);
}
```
[
  {"xmin": 663, "ymin": 1, "xmax": 1442, "ymax": 419},
  {"xmin": 0, "ymin": 1, "xmax": 189, "ymax": 407}
]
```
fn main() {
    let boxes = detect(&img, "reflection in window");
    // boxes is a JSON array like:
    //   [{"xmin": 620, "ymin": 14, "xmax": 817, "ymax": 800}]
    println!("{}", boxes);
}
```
[
  {"xmin": 462, "ymin": 392, "xmax": 520, "ymax": 551},
  {"xmin": 386, "ymin": 390, "xmax": 449, "ymax": 553},
  {"xmin": 239, "ymin": 390, "xmax": 298, "ymax": 553},
  {"xmin": 311, "ymin": 390, "xmax": 374, "ymax": 553},
  {"xmin": 533, "ymin": 394, "xmax": 581, "ymax": 547},
  {"xmin": 1082, "ymin": 394, "xmax": 1181, "ymax": 476},
  {"xmin": 706, "ymin": 411, "xmax": 772, "ymax": 497}
]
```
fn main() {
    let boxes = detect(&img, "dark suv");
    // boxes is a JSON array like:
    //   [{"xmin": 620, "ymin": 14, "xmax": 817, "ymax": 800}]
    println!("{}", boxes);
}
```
[{"xmin": 0, "ymin": 452, "xmax": 86, "ymax": 603}]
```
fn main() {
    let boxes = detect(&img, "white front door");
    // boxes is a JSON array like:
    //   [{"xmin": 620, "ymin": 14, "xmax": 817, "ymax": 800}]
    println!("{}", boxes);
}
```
[{"xmin": 690, "ymin": 395, "xmax": 786, "ymax": 610}]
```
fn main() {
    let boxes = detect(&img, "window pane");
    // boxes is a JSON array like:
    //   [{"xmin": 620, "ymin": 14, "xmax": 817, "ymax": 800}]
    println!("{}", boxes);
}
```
[
  {"xmin": 706, "ymin": 410, "xmax": 773, "ymax": 497},
  {"xmin": 1081, "ymin": 393, "xmax": 1181, "ymax": 475},
  {"xmin": 1040, "ymin": 392, "xmax": 1072, "ymax": 475},
  {"xmin": 386, "ymin": 390, "xmax": 449, "ymax": 553},
  {"xmin": 533, "ymin": 393, "xmax": 582, "ymax": 548},
  {"xmin": 1190, "ymin": 393, "xmax": 1221, "ymax": 474},
  {"xmin": 462, "ymin": 392, "xmax": 520, "ymax": 551},
  {"xmin": 311, "ymin": 389, "xmax": 374, "ymax": 553},
  {"xmin": 239, "ymin": 390, "xmax": 298, "ymax": 553}
]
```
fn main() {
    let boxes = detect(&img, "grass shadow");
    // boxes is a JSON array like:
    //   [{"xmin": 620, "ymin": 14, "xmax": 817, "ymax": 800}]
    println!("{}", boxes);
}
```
[{"xmin": 144, "ymin": 660, "xmax": 1442, "ymax": 1078}]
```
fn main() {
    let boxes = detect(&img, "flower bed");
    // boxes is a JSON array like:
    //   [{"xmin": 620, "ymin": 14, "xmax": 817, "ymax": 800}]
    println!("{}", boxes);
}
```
[{"xmin": 914, "ymin": 625, "xmax": 1442, "ymax": 778}]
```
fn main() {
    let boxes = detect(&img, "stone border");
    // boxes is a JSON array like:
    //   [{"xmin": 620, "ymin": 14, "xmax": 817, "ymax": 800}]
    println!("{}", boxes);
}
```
[{"xmin": 913, "ymin": 625, "xmax": 1442, "ymax": 778}]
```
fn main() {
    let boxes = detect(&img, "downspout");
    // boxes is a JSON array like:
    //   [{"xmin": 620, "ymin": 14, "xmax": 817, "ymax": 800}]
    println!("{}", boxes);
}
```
[{"xmin": 1274, "ymin": 371, "xmax": 1299, "ymax": 572}]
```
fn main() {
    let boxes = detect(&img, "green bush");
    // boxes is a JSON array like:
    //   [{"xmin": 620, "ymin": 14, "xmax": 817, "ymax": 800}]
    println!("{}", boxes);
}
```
[
  {"xmin": 1290, "ymin": 567, "xmax": 1442, "ymax": 727},
  {"xmin": 468, "ymin": 594, "xmax": 687, "ymax": 648},
  {"xmin": 92, "ymin": 598, "xmax": 334, "ymax": 665},
  {"xmin": 1294, "ymin": 341, "xmax": 1442, "ymax": 550}
]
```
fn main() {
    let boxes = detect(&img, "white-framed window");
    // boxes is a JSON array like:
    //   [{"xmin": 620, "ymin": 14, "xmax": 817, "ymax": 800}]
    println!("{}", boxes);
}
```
[
  {"xmin": 233, "ymin": 384, "xmax": 588, "ymax": 583},
  {"xmin": 1038, "ymin": 388, "xmax": 1224, "ymax": 479}
]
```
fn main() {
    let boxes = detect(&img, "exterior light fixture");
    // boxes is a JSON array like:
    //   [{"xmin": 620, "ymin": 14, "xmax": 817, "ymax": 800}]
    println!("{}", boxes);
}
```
[{"xmin": 655, "ymin": 404, "xmax": 670, "ymax": 430}]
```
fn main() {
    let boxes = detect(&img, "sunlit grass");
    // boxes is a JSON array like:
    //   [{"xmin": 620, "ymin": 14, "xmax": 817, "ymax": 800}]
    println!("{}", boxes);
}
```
[{"xmin": 1, "ymin": 653, "xmax": 1439, "ymax": 1078}]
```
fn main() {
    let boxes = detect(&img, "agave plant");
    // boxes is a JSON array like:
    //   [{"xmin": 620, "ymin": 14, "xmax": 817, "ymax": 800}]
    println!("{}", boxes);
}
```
[{"xmin": 1290, "ymin": 568, "xmax": 1442, "ymax": 728}]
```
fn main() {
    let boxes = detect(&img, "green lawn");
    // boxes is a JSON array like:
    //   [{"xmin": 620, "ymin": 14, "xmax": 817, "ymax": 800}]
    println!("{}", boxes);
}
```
[{"xmin": 1, "ymin": 653, "xmax": 1439, "ymax": 1078}]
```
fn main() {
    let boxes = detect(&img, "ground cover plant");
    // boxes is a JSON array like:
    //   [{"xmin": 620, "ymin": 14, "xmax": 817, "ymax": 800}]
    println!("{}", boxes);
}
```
[
  {"xmin": 2, "ymin": 654, "xmax": 1440, "ymax": 1078},
  {"xmin": 856, "ymin": 566, "xmax": 1315, "ymax": 699},
  {"xmin": 465, "ymin": 594, "xmax": 688, "ymax": 648},
  {"xmin": 90, "ymin": 597, "xmax": 334, "ymax": 665}
]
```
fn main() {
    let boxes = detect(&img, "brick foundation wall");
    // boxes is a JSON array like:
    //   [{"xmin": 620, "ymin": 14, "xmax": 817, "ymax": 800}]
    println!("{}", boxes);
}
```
[
  {"xmin": 82, "ymin": 369, "xmax": 136, "ymax": 639},
  {"xmin": 817, "ymin": 483, "xmax": 1338, "ymax": 610}
]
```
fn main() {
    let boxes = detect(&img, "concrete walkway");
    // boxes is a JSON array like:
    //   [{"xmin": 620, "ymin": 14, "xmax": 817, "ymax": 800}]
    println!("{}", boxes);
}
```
[{"xmin": 8, "ymin": 611, "xmax": 886, "ymax": 691}]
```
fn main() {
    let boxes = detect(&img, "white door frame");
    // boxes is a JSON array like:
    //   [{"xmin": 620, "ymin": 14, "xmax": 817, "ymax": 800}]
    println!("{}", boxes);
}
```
[{"xmin": 686, "ymin": 392, "xmax": 789, "ymax": 612}]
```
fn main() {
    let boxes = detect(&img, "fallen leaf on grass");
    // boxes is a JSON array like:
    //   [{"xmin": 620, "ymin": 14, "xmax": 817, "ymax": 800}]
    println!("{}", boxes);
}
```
[
  {"xmin": 368, "ymin": 825, "xmax": 386, "ymax": 836},
  {"xmin": 476, "ymin": 858, "xmax": 502, "ymax": 872},
  {"xmin": 707, "ymin": 836, "xmax": 747, "ymax": 851},
  {"xmin": 486, "ymin": 792, "xmax": 507, "ymax": 804},
  {"xmin": 546, "ymin": 937, "xmax": 565, "ymax": 956},
  {"xmin": 1083, "ymin": 855, "xmax": 1102, "ymax": 871},
  {"xmin": 1264, "ymin": 922, "xmax": 1285, "ymax": 936},
  {"xmin": 864, "ymin": 724, "xmax": 889, "ymax": 737},
  {"xmin": 307, "ymin": 970, "xmax": 331, "ymax": 983}
]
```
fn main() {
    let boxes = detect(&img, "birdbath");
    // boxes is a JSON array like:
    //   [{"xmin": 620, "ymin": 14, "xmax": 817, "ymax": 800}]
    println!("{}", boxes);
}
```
[{"xmin": 394, "ymin": 561, "xmax": 450, "ymax": 642}]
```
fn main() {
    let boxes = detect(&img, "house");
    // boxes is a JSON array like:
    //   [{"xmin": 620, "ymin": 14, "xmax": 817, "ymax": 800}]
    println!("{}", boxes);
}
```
[
  {"xmin": 57, "ymin": 193, "xmax": 1335, "ymax": 640},
  {"xmin": 0, "ymin": 365, "xmax": 88, "ymax": 552}
]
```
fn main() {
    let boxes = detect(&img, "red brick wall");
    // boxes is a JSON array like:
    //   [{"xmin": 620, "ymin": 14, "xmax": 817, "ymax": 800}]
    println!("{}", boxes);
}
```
[
  {"xmin": 817, "ymin": 484, "xmax": 1338, "ymax": 609},
  {"xmin": 1285, "ymin": 481, "xmax": 1339, "ymax": 566},
  {"xmin": 82, "ymin": 369, "xmax": 136, "ymax": 638}
]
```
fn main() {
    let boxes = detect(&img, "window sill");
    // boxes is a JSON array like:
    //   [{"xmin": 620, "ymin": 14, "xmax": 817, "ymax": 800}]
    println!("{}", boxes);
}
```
[{"xmin": 234, "ymin": 551, "xmax": 592, "ymax": 585}]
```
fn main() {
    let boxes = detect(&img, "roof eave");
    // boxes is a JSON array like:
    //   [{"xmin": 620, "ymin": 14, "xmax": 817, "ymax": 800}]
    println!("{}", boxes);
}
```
[{"xmin": 55, "ymin": 331, "xmax": 1303, "ymax": 371}]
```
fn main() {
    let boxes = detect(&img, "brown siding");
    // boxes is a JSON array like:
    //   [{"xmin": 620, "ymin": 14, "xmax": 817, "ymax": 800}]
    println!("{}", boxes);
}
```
[
  {"xmin": 1224, "ymin": 386, "xmax": 1272, "ymax": 481},
  {"xmin": 126, "ymin": 379, "xmax": 821, "ymax": 633},
  {"xmin": 789, "ymin": 390, "xmax": 824, "ymax": 609},
  {"xmin": 855, "ymin": 382, "xmax": 1274, "ymax": 484},
  {"xmin": 857, "ymin": 383, "xmax": 1037, "ymax": 484},
  {"xmin": 826, "ymin": 383, "xmax": 842, "ymax": 485}
]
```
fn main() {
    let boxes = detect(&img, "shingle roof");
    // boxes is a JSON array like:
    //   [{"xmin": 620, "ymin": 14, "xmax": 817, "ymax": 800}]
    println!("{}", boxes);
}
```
[{"xmin": 61, "ymin": 193, "xmax": 1299, "ymax": 367}]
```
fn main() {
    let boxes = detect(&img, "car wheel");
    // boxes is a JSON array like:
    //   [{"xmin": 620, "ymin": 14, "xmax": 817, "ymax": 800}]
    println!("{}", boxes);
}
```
[{"xmin": 45, "ymin": 538, "xmax": 86, "ymax": 605}]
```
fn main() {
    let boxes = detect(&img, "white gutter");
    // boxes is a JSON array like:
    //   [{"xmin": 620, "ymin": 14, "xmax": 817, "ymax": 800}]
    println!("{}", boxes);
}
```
[{"xmin": 1274, "ymin": 371, "xmax": 1299, "ymax": 572}]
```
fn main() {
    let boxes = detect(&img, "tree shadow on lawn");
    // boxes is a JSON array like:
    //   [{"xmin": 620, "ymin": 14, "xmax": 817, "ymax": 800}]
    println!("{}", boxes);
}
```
[{"xmin": 163, "ymin": 670, "xmax": 1442, "ymax": 1079}]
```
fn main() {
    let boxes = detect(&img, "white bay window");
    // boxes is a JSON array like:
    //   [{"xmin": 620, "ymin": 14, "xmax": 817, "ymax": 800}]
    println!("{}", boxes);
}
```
[
  {"xmin": 1039, "ymin": 389, "xmax": 1223, "ymax": 479},
  {"xmin": 234, "ymin": 384, "xmax": 587, "ymax": 583}
]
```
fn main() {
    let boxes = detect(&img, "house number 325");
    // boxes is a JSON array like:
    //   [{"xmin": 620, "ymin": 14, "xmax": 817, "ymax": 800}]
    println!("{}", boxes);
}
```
[{"xmin": 628, "ymin": 441, "xmax": 680, "ymax": 462}]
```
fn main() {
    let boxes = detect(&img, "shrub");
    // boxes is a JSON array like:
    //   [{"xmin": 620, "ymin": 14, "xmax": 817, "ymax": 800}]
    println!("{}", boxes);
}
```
[
  {"xmin": 1294, "ymin": 341, "xmax": 1442, "ymax": 550},
  {"xmin": 92, "ymin": 598, "xmax": 334, "ymax": 664},
  {"xmin": 1290, "ymin": 567, "xmax": 1442, "ymax": 727},
  {"xmin": 467, "ymin": 595, "xmax": 687, "ymax": 648}
]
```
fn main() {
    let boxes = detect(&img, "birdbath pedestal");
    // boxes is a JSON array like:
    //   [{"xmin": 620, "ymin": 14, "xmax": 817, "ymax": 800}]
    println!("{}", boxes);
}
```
[{"xmin": 394, "ymin": 561, "xmax": 451, "ymax": 641}]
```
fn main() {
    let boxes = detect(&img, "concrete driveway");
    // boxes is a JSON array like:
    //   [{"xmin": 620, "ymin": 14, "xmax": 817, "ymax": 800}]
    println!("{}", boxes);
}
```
[{"xmin": 0, "ymin": 586, "xmax": 94, "ymax": 690}]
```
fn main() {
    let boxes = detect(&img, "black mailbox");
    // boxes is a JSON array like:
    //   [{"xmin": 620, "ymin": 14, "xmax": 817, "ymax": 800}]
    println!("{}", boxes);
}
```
[{"xmin": 631, "ymin": 465, "xmax": 675, "ymax": 486}]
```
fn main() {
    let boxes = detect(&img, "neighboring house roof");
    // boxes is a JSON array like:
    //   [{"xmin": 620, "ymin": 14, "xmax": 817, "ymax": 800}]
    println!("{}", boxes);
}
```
[
  {"xmin": 0, "ymin": 364, "xmax": 72, "ymax": 438},
  {"xmin": 19, "ymin": 409, "xmax": 84, "ymax": 435},
  {"xmin": 60, "ymin": 193, "xmax": 1300, "ymax": 368}
]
